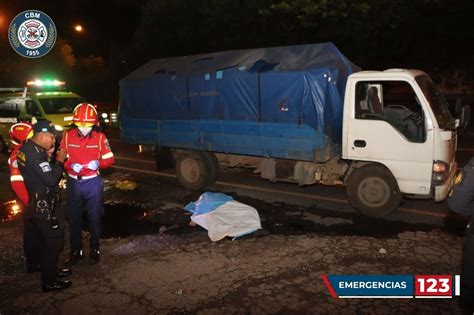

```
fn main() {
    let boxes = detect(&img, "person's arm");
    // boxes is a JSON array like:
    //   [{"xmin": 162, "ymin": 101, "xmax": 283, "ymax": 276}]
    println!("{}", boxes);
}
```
[
  {"xmin": 9, "ymin": 155, "xmax": 29, "ymax": 204},
  {"xmin": 11, "ymin": 180, "xmax": 29, "ymax": 205},
  {"xmin": 98, "ymin": 133, "xmax": 115, "ymax": 169},
  {"xmin": 29, "ymin": 150, "xmax": 66, "ymax": 187},
  {"xmin": 447, "ymin": 159, "xmax": 474, "ymax": 217}
]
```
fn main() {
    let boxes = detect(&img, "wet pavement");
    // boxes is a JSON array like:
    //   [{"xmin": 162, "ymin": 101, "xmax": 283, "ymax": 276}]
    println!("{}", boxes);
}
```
[{"xmin": 0, "ymin": 155, "xmax": 471, "ymax": 313}]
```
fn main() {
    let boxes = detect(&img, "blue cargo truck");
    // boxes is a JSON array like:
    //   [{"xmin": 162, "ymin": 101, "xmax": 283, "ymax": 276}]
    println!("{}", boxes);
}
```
[{"xmin": 119, "ymin": 43, "xmax": 465, "ymax": 217}]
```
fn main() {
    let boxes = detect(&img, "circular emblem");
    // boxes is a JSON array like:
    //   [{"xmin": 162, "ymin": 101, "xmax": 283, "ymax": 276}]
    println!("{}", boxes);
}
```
[{"xmin": 8, "ymin": 10, "xmax": 57, "ymax": 59}]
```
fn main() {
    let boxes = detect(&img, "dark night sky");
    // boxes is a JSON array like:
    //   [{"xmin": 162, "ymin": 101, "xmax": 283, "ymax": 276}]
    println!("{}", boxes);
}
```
[
  {"xmin": 1, "ymin": 0, "xmax": 144, "ymax": 58},
  {"xmin": 1, "ymin": 0, "xmax": 474, "ymax": 101}
]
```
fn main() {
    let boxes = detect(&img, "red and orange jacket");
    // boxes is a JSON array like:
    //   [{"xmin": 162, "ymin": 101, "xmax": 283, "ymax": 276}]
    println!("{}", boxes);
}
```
[
  {"xmin": 9, "ymin": 148, "xmax": 29, "ymax": 205},
  {"xmin": 60, "ymin": 128, "xmax": 115, "ymax": 177}
]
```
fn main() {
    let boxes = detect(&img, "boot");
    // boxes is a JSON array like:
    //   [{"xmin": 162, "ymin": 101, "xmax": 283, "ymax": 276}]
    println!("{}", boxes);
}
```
[
  {"xmin": 42, "ymin": 279, "xmax": 72, "ymax": 292},
  {"xmin": 64, "ymin": 250, "xmax": 84, "ymax": 267}
]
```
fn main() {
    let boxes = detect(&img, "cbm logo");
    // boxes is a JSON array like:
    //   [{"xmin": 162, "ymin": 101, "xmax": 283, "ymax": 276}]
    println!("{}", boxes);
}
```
[{"xmin": 8, "ymin": 10, "xmax": 57, "ymax": 59}]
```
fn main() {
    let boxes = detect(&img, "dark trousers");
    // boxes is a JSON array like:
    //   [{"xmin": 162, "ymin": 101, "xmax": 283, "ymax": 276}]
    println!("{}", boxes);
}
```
[
  {"xmin": 23, "ymin": 216, "xmax": 41, "ymax": 268},
  {"xmin": 461, "ymin": 221, "xmax": 474, "ymax": 308},
  {"xmin": 25, "ymin": 208, "xmax": 63, "ymax": 286},
  {"xmin": 66, "ymin": 176, "xmax": 104, "ymax": 252}
]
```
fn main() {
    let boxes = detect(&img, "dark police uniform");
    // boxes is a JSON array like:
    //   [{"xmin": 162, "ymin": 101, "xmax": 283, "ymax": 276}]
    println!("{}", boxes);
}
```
[
  {"xmin": 17, "ymin": 139, "xmax": 64, "ymax": 288},
  {"xmin": 447, "ymin": 157, "xmax": 474, "ymax": 309}
]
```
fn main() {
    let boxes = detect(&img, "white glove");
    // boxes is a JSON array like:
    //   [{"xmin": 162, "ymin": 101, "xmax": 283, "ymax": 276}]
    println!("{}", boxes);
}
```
[
  {"xmin": 87, "ymin": 160, "xmax": 100, "ymax": 171},
  {"xmin": 71, "ymin": 163, "xmax": 83, "ymax": 173}
]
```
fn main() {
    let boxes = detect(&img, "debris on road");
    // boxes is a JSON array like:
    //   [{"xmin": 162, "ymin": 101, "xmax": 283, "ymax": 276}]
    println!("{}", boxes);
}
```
[
  {"xmin": 379, "ymin": 248, "xmax": 387, "ymax": 254},
  {"xmin": 185, "ymin": 192, "xmax": 262, "ymax": 241},
  {"xmin": 115, "ymin": 180, "xmax": 138, "ymax": 191},
  {"xmin": 159, "ymin": 224, "xmax": 180, "ymax": 235}
]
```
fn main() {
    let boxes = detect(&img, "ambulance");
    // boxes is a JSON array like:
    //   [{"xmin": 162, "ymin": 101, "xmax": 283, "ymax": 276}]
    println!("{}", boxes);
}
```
[{"xmin": 0, "ymin": 79, "xmax": 83, "ymax": 151}]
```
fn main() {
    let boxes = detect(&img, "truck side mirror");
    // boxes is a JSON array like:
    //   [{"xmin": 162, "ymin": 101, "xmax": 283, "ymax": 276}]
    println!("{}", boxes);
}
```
[
  {"xmin": 459, "ymin": 105, "xmax": 471, "ymax": 129},
  {"xmin": 454, "ymin": 97, "xmax": 462, "ymax": 116}
]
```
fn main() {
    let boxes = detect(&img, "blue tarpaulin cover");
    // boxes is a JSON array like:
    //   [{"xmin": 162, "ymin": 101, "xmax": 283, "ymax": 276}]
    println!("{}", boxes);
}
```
[
  {"xmin": 185, "ymin": 192, "xmax": 234, "ymax": 215},
  {"xmin": 119, "ymin": 43, "xmax": 359, "ymax": 162}
]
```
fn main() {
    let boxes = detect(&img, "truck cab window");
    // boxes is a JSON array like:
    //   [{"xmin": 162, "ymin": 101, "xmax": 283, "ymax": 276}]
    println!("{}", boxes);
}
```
[
  {"xmin": 355, "ymin": 81, "xmax": 426, "ymax": 143},
  {"xmin": 26, "ymin": 100, "xmax": 42, "ymax": 117}
]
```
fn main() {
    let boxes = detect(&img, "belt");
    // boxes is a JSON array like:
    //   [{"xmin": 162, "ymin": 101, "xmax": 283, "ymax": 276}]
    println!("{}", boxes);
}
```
[{"xmin": 68, "ymin": 173, "xmax": 98, "ymax": 180}]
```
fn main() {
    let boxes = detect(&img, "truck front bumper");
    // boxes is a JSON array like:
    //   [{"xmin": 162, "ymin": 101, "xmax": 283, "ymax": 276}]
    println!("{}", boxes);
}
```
[{"xmin": 434, "ymin": 161, "xmax": 457, "ymax": 202}]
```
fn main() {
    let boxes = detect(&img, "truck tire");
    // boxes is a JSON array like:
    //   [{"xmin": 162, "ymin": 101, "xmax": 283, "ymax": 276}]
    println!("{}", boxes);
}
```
[
  {"xmin": 201, "ymin": 151, "xmax": 219, "ymax": 186},
  {"xmin": 175, "ymin": 151, "xmax": 212, "ymax": 190},
  {"xmin": 346, "ymin": 164, "xmax": 402, "ymax": 217}
]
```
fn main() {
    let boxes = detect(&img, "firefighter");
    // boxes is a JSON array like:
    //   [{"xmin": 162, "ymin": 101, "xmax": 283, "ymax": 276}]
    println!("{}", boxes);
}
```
[
  {"xmin": 17, "ymin": 120, "xmax": 72, "ymax": 292},
  {"xmin": 447, "ymin": 158, "xmax": 474, "ymax": 311},
  {"xmin": 61, "ymin": 103, "xmax": 115, "ymax": 266},
  {"xmin": 8, "ymin": 122, "xmax": 36, "ymax": 271}
]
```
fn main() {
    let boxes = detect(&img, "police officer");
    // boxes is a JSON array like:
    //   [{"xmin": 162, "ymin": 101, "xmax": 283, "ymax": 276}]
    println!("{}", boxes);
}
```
[
  {"xmin": 447, "ymin": 158, "xmax": 474, "ymax": 311},
  {"xmin": 61, "ymin": 103, "xmax": 115, "ymax": 266},
  {"xmin": 17, "ymin": 120, "xmax": 72, "ymax": 292},
  {"xmin": 8, "ymin": 122, "xmax": 38, "ymax": 272}
]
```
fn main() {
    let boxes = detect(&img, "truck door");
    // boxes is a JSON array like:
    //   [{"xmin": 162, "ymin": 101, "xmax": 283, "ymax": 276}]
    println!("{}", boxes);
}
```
[{"xmin": 344, "ymin": 80, "xmax": 433, "ymax": 196}]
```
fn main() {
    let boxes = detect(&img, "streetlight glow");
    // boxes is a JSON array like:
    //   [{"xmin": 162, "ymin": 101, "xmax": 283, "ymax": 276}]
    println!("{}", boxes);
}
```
[{"xmin": 74, "ymin": 24, "xmax": 83, "ymax": 32}]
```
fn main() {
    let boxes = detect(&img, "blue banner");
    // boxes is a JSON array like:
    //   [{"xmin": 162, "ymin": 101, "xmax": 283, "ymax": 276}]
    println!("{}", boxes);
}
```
[{"xmin": 325, "ymin": 275, "xmax": 413, "ymax": 297}]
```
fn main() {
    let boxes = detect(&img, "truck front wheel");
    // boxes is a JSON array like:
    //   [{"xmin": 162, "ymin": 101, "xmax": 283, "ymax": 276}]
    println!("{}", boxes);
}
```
[
  {"xmin": 175, "ymin": 151, "xmax": 212, "ymax": 190},
  {"xmin": 346, "ymin": 164, "xmax": 401, "ymax": 217}
]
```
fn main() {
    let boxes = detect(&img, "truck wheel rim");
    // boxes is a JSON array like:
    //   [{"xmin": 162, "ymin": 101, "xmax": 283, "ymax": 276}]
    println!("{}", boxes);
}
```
[
  {"xmin": 358, "ymin": 176, "xmax": 390, "ymax": 208},
  {"xmin": 181, "ymin": 157, "xmax": 200, "ymax": 183}
]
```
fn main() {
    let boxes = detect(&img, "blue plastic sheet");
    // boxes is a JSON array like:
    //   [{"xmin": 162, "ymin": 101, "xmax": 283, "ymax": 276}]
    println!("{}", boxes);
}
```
[{"xmin": 184, "ymin": 192, "xmax": 234, "ymax": 215}]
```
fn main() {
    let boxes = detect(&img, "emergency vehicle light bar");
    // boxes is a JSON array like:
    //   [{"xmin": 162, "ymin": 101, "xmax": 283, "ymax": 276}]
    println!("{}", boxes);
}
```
[{"xmin": 26, "ymin": 79, "xmax": 65, "ymax": 87}]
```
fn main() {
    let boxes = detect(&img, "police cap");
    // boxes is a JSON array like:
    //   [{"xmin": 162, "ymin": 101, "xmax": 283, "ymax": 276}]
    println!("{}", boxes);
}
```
[{"xmin": 33, "ymin": 120, "xmax": 55, "ymax": 134}]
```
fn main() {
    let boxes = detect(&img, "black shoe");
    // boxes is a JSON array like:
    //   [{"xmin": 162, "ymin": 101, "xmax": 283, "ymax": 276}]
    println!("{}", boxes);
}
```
[
  {"xmin": 57, "ymin": 268, "xmax": 72, "ymax": 278},
  {"xmin": 42, "ymin": 280, "xmax": 72, "ymax": 292},
  {"xmin": 27, "ymin": 264, "xmax": 41, "ymax": 273},
  {"xmin": 89, "ymin": 249, "xmax": 100, "ymax": 265},
  {"xmin": 64, "ymin": 250, "xmax": 84, "ymax": 267}
]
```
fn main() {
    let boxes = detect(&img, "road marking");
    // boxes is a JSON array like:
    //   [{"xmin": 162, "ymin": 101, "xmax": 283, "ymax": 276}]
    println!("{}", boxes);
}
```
[
  {"xmin": 112, "ymin": 164, "xmax": 446, "ymax": 219},
  {"xmin": 112, "ymin": 165, "xmax": 174, "ymax": 177},
  {"xmin": 115, "ymin": 156, "xmax": 155, "ymax": 164}
]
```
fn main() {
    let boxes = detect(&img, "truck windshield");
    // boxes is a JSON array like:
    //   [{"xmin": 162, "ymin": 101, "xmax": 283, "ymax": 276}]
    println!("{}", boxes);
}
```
[
  {"xmin": 415, "ymin": 75, "xmax": 453, "ymax": 129},
  {"xmin": 39, "ymin": 97, "xmax": 82, "ymax": 114}
]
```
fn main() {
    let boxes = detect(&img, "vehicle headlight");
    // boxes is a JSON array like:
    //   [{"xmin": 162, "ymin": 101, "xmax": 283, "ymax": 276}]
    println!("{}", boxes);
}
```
[
  {"xmin": 101, "ymin": 113, "xmax": 108, "ymax": 119},
  {"xmin": 432, "ymin": 160, "xmax": 449, "ymax": 184},
  {"xmin": 54, "ymin": 125, "xmax": 64, "ymax": 131}
]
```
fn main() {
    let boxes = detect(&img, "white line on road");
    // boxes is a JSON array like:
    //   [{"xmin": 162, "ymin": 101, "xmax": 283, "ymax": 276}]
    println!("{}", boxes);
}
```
[
  {"xmin": 115, "ymin": 156, "xmax": 155, "ymax": 164},
  {"xmin": 112, "ymin": 165, "xmax": 446, "ymax": 219}
]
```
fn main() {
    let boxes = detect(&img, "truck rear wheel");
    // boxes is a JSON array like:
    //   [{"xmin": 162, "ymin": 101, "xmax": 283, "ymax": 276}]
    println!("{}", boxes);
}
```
[
  {"xmin": 175, "ymin": 151, "xmax": 212, "ymax": 190},
  {"xmin": 346, "ymin": 164, "xmax": 401, "ymax": 217},
  {"xmin": 201, "ymin": 151, "xmax": 219, "ymax": 186}
]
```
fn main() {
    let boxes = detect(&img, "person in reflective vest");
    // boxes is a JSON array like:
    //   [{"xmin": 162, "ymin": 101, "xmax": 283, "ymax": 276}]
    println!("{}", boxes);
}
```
[
  {"xmin": 60, "ymin": 103, "xmax": 115, "ymax": 266},
  {"xmin": 8, "ymin": 122, "xmax": 36, "ymax": 271},
  {"xmin": 447, "ymin": 158, "xmax": 474, "ymax": 311}
]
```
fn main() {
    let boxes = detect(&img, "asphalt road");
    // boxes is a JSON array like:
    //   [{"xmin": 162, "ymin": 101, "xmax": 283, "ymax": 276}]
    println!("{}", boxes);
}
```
[{"xmin": 107, "ymin": 128, "xmax": 474, "ymax": 230}]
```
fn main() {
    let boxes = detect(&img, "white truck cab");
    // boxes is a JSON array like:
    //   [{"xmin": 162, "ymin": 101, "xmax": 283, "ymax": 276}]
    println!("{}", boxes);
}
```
[{"xmin": 342, "ymin": 69, "xmax": 458, "ymax": 216}]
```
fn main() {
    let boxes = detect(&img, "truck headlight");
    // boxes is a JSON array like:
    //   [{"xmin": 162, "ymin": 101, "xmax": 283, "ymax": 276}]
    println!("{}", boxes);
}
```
[
  {"xmin": 432, "ymin": 160, "xmax": 449, "ymax": 184},
  {"xmin": 101, "ymin": 113, "xmax": 108, "ymax": 119}
]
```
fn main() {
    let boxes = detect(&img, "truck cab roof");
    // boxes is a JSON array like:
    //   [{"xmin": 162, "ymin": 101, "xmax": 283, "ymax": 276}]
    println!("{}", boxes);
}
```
[{"xmin": 350, "ymin": 69, "xmax": 427, "ymax": 80}]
